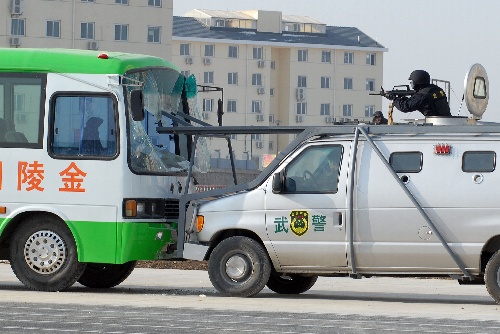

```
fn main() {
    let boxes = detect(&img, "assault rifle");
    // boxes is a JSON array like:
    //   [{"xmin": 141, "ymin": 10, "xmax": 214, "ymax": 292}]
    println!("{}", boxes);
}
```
[{"xmin": 369, "ymin": 85, "xmax": 416, "ymax": 100}]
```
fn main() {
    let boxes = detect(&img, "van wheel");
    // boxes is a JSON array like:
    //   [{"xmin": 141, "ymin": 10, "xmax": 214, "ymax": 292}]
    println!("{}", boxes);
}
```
[
  {"xmin": 9, "ymin": 215, "xmax": 86, "ymax": 292},
  {"xmin": 485, "ymin": 250, "xmax": 500, "ymax": 304},
  {"xmin": 77, "ymin": 261, "xmax": 137, "ymax": 288},
  {"xmin": 266, "ymin": 270, "xmax": 318, "ymax": 294},
  {"xmin": 208, "ymin": 236, "xmax": 271, "ymax": 297}
]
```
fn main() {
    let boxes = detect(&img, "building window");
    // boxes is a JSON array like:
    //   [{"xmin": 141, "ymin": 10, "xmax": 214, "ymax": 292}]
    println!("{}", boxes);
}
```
[
  {"xmin": 365, "ymin": 105, "xmax": 375, "ymax": 117},
  {"xmin": 114, "ymin": 24, "xmax": 128, "ymax": 41},
  {"xmin": 228, "ymin": 72, "xmax": 238, "ymax": 85},
  {"xmin": 148, "ymin": 0, "xmax": 161, "ymax": 7},
  {"xmin": 252, "ymin": 74, "xmax": 262, "ymax": 86},
  {"xmin": 320, "ymin": 103, "xmax": 331, "ymax": 116},
  {"xmin": 298, "ymin": 49, "xmax": 308, "ymax": 62},
  {"xmin": 230, "ymin": 134, "xmax": 237, "ymax": 140},
  {"xmin": 344, "ymin": 78, "xmax": 353, "ymax": 90},
  {"xmin": 253, "ymin": 47, "xmax": 263, "ymax": 60},
  {"xmin": 251, "ymin": 134, "xmax": 262, "ymax": 141},
  {"xmin": 181, "ymin": 70, "xmax": 190, "ymax": 77},
  {"xmin": 270, "ymin": 61, "xmax": 276, "ymax": 69},
  {"xmin": 204, "ymin": 44, "xmax": 215, "ymax": 57},
  {"xmin": 180, "ymin": 43, "xmax": 190, "ymax": 56},
  {"xmin": 204, "ymin": 71, "xmax": 214, "ymax": 84},
  {"xmin": 322, "ymin": 51, "xmax": 331, "ymax": 63},
  {"xmin": 115, "ymin": 0, "xmax": 128, "ymax": 4},
  {"xmin": 252, "ymin": 100, "xmax": 262, "ymax": 113},
  {"xmin": 366, "ymin": 53, "xmax": 376, "ymax": 65},
  {"xmin": 344, "ymin": 52, "xmax": 354, "ymax": 64},
  {"xmin": 227, "ymin": 100, "xmax": 237, "ymax": 113},
  {"xmin": 81, "ymin": 0, "xmax": 95, "ymax": 2},
  {"xmin": 297, "ymin": 102, "xmax": 307, "ymax": 115},
  {"xmin": 46, "ymin": 20, "xmax": 60, "ymax": 38},
  {"xmin": 366, "ymin": 79, "xmax": 375, "ymax": 91},
  {"xmin": 342, "ymin": 104, "xmax": 352, "ymax": 116},
  {"xmin": 203, "ymin": 98, "xmax": 213, "ymax": 112},
  {"xmin": 80, "ymin": 22, "xmax": 95, "ymax": 39},
  {"xmin": 228, "ymin": 46, "xmax": 238, "ymax": 58},
  {"xmin": 147, "ymin": 26, "xmax": 160, "ymax": 43},
  {"xmin": 321, "ymin": 76, "xmax": 331, "ymax": 89},
  {"xmin": 297, "ymin": 76, "xmax": 307, "ymax": 88},
  {"xmin": 11, "ymin": 18, "xmax": 25, "ymax": 36}
]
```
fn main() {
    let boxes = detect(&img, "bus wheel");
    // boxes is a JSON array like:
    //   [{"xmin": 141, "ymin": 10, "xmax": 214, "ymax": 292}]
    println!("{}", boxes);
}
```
[
  {"xmin": 208, "ymin": 236, "xmax": 271, "ymax": 297},
  {"xmin": 485, "ymin": 250, "xmax": 500, "ymax": 304},
  {"xmin": 8, "ymin": 215, "xmax": 86, "ymax": 292},
  {"xmin": 266, "ymin": 270, "xmax": 318, "ymax": 294},
  {"xmin": 77, "ymin": 261, "xmax": 137, "ymax": 288}
]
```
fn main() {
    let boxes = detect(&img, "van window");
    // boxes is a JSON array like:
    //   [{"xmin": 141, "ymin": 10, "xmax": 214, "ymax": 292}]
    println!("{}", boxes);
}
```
[
  {"xmin": 284, "ymin": 145, "xmax": 343, "ymax": 193},
  {"xmin": 462, "ymin": 151, "xmax": 495, "ymax": 172},
  {"xmin": 389, "ymin": 152, "xmax": 422, "ymax": 173},
  {"xmin": 50, "ymin": 94, "xmax": 117, "ymax": 159},
  {"xmin": 0, "ymin": 74, "xmax": 45, "ymax": 148}
]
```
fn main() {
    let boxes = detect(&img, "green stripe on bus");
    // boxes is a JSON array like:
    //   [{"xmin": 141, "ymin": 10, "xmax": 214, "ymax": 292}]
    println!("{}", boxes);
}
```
[
  {"xmin": 68, "ymin": 220, "xmax": 176, "ymax": 263},
  {"xmin": 0, "ymin": 48, "xmax": 179, "ymax": 74}
]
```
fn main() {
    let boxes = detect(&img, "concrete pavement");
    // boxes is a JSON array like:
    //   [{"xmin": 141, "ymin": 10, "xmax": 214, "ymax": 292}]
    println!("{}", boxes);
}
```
[{"xmin": 0, "ymin": 263, "xmax": 498, "ymax": 321}]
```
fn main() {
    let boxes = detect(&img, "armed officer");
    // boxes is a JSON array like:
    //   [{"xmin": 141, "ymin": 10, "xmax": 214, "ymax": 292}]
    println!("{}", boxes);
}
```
[{"xmin": 387, "ymin": 70, "xmax": 451, "ymax": 117}]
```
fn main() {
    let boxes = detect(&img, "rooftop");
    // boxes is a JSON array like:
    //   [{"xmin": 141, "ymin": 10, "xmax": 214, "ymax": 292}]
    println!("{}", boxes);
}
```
[{"xmin": 173, "ymin": 16, "xmax": 385, "ymax": 49}]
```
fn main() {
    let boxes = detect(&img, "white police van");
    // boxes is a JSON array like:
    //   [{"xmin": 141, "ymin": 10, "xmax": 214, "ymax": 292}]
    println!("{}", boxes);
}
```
[{"xmin": 177, "ymin": 64, "xmax": 500, "ymax": 304}]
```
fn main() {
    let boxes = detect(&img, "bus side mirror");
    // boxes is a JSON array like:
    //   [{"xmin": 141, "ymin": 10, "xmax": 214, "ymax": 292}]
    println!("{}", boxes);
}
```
[
  {"xmin": 131, "ymin": 90, "xmax": 145, "ymax": 121},
  {"xmin": 272, "ymin": 171, "xmax": 285, "ymax": 193}
]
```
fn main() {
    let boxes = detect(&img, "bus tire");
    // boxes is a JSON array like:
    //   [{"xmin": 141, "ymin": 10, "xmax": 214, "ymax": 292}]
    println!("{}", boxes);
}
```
[
  {"xmin": 8, "ymin": 215, "xmax": 86, "ymax": 292},
  {"xmin": 266, "ymin": 270, "xmax": 318, "ymax": 294},
  {"xmin": 208, "ymin": 236, "xmax": 271, "ymax": 297},
  {"xmin": 77, "ymin": 261, "xmax": 137, "ymax": 288},
  {"xmin": 485, "ymin": 249, "xmax": 500, "ymax": 304}
]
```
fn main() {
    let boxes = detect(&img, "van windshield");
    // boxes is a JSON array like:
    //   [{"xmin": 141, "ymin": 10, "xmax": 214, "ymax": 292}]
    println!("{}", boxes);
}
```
[{"xmin": 124, "ymin": 68, "xmax": 189, "ymax": 175}]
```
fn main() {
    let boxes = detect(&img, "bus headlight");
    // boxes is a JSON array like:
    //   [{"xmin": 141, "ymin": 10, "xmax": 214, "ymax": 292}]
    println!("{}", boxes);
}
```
[{"xmin": 123, "ymin": 199, "xmax": 166, "ymax": 219}]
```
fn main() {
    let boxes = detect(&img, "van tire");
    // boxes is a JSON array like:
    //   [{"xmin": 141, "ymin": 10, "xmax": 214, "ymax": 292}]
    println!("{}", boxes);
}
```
[
  {"xmin": 266, "ymin": 270, "xmax": 318, "ymax": 294},
  {"xmin": 485, "ymin": 250, "xmax": 500, "ymax": 304},
  {"xmin": 208, "ymin": 236, "xmax": 271, "ymax": 297},
  {"xmin": 77, "ymin": 261, "xmax": 136, "ymax": 288},
  {"xmin": 9, "ymin": 215, "xmax": 86, "ymax": 292}
]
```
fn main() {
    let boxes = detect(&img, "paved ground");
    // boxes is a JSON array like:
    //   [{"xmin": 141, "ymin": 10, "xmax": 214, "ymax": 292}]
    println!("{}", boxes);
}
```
[{"xmin": 1, "ymin": 263, "xmax": 498, "ymax": 319}]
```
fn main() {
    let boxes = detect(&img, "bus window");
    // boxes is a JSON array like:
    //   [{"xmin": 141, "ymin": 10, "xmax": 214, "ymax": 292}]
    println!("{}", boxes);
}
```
[
  {"xmin": 51, "ymin": 94, "xmax": 117, "ymax": 159},
  {"xmin": 0, "ymin": 74, "xmax": 45, "ymax": 148}
]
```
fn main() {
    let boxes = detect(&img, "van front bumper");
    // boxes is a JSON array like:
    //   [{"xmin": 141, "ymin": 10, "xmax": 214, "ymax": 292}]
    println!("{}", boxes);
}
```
[{"xmin": 183, "ymin": 242, "xmax": 209, "ymax": 261}]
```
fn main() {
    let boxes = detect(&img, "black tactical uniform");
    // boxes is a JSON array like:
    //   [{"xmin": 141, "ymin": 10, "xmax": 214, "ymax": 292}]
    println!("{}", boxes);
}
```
[{"xmin": 392, "ymin": 70, "xmax": 451, "ymax": 117}]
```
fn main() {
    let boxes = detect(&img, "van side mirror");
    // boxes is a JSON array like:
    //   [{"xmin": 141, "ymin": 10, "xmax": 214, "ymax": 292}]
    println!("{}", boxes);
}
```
[
  {"xmin": 272, "ymin": 171, "xmax": 285, "ymax": 193},
  {"xmin": 130, "ymin": 90, "xmax": 145, "ymax": 121}
]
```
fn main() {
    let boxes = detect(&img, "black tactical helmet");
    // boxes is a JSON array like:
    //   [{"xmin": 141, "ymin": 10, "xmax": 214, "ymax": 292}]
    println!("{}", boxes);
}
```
[
  {"xmin": 408, "ymin": 70, "xmax": 430, "ymax": 85},
  {"xmin": 373, "ymin": 111, "xmax": 383, "ymax": 117}
]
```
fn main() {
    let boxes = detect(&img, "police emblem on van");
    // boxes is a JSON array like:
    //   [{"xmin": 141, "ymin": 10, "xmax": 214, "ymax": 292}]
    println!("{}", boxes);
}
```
[{"xmin": 290, "ymin": 210, "xmax": 309, "ymax": 236}]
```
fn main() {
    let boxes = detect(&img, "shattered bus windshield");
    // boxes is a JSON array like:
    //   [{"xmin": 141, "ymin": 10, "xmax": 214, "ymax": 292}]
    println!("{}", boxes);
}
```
[{"xmin": 124, "ymin": 68, "xmax": 189, "ymax": 175}]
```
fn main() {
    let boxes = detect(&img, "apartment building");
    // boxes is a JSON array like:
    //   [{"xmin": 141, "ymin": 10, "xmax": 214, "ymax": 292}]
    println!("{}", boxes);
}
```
[
  {"xmin": 172, "ymin": 9, "xmax": 387, "ymax": 165},
  {"xmin": 1, "ymin": 0, "xmax": 173, "ymax": 59}
]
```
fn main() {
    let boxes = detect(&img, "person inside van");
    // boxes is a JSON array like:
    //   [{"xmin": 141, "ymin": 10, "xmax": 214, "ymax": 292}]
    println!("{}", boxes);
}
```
[{"xmin": 313, "ymin": 152, "xmax": 340, "ymax": 192}]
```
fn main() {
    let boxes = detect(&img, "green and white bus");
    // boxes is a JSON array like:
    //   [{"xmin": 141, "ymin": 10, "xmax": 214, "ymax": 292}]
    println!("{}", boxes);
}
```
[{"xmin": 0, "ymin": 48, "xmax": 190, "ymax": 291}]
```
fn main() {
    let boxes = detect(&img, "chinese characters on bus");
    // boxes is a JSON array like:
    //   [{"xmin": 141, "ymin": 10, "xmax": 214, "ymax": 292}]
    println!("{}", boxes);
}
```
[{"xmin": 0, "ymin": 161, "xmax": 87, "ymax": 192}]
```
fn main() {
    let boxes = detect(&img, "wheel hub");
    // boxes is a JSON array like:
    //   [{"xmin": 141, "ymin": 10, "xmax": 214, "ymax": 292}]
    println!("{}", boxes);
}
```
[
  {"xmin": 225, "ymin": 255, "xmax": 249, "ymax": 281},
  {"xmin": 24, "ymin": 230, "xmax": 66, "ymax": 275}
]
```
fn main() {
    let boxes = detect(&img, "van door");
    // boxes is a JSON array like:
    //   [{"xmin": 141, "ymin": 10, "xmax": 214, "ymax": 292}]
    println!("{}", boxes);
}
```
[{"xmin": 265, "ymin": 143, "xmax": 349, "ymax": 270}]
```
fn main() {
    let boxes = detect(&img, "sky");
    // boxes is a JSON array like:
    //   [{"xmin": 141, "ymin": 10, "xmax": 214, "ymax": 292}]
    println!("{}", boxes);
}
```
[{"xmin": 174, "ymin": 0, "xmax": 499, "ymax": 121}]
